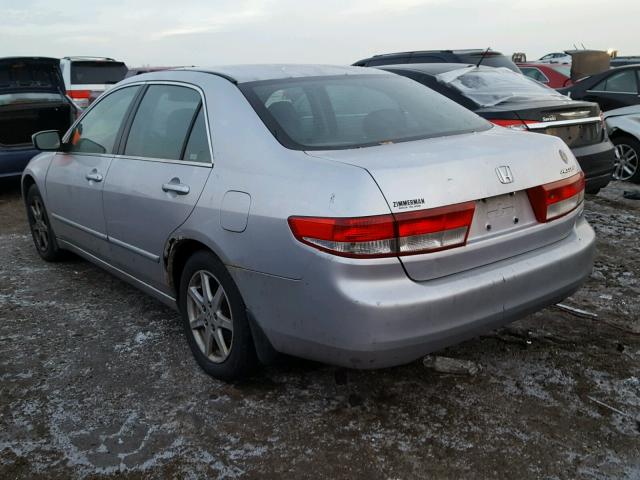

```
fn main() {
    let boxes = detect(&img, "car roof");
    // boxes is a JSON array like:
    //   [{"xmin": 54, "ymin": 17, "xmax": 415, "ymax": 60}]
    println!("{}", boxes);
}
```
[
  {"xmin": 178, "ymin": 64, "xmax": 389, "ymax": 84},
  {"xmin": 62, "ymin": 56, "xmax": 118, "ymax": 62},
  {"xmin": 377, "ymin": 63, "xmax": 490, "ymax": 75},
  {"xmin": 366, "ymin": 49, "xmax": 503, "ymax": 58}
]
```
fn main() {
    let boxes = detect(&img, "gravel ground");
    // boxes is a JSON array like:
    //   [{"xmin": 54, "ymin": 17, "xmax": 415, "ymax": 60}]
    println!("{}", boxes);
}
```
[{"xmin": 1, "ymin": 178, "xmax": 639, "ymax": 479}]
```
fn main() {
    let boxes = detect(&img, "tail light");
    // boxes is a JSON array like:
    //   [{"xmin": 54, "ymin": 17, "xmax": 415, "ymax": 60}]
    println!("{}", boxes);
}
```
[
  {"xmin": 288, "ymin": 202, "xmax": 475, "ymax": 258},
  {"xmin": 526, "ymin": 171, "xmax": 585, "ymax": 222},
  {"xmin": 490, "ymin": 119, "xmax": 536, "ymax": 131},
  {"xmin": 68, "ymin": 90, "xmax": 91, "ymax": 108}
]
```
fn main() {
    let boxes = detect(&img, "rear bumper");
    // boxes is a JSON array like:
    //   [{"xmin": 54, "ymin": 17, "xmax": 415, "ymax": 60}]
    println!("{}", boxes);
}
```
[
  {"xmin": 231, "ymin": 214, "xmax": 596, "ymax": 369},
  {"xmin": 0, "ymin": 147, "xmax": 39, "ymax": 178},
  {"xmin": 572, "ymin": 140, "xmax": 615, "ymax": 191}
]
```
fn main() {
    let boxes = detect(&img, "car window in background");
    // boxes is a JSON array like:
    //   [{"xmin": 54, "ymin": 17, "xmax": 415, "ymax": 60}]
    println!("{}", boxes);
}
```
[
  {"xmin": 594, "ymin": 70, "xmax": 638, "ymax": 93},
  {"xmin": 67, "ymin": 86, "xmax": 140, "ymax": 154},
  {"xmin": 437, "ymin": 66, "xmax": 568, "ymax": 107},
  {"xmin": 182, "ymin": 108, "xmax": 211, "ymax": 163},
  {"xmin": 124, "ymin": 85, "xmax": 201, "ymax": 160},
  {"xmin": 242, "ymin": 74, "xmax": 490, "ymax": 150},
  {"xmin": 521, "ymin": 67, "xmax": 548, "ymax": 83},
  {"xmin": 549, "ymin": 65, "xmax": 571, "ymax": 77},
  {"xmin": 70, "ymin": 61, "xmax": 128, "ymax": 85},
  {"xmin": 367, "ymin": 56, "xmax": 410, "ymax": 66}
]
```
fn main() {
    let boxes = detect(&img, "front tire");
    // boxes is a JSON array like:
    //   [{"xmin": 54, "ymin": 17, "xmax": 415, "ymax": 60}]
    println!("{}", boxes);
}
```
[
  {"xmin": 179, "ymin": 250, "xmax": 257, "ymax": 381},
  {"xmin": 612, "ymin": 135, "xmax": 640, "ymax": 183},
  {"xmin": 25, "ymin": 184, "xmax": 65, "ymax": 262}
]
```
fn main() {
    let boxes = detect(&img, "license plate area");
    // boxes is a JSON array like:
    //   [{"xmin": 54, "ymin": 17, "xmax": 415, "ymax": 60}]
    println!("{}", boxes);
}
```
[{"xmin": 467, "ymin": 191, "xmax": 536, "ymax": 242}]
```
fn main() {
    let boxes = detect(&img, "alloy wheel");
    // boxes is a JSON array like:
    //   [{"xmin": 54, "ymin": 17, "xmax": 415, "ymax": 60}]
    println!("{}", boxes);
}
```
[
  {"xmin": 613, "ymin": 144, "xmax": 639, "ymax": 181},
  {"xmin": 186, "ymin": 270, "xmax": 234, "ymax": 363},
  {"xmin": 29, "ymin": 197, "xmax": 49, "ymax": 252}
]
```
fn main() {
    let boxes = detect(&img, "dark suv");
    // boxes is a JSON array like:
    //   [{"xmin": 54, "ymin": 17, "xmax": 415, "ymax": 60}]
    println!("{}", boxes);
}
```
[{"xmin": 353, "ymin": 49, "xmax": 520, "ymax": 72}]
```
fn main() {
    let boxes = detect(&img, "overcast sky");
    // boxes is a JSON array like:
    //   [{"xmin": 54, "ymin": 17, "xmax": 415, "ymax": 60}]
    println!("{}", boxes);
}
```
[{"xmin": 2, "ymin": 0, "xmax": 638, "ymax": 67}]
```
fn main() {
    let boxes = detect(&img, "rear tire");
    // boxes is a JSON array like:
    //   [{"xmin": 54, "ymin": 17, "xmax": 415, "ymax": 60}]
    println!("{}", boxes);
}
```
[
  {"xmin": 612, "ymin": 135, "xmax": 640, "ymax": 183},
  {"xmin": 178, "ymin": 250, "xmax": 258, "ymax": 381},
  {"xmin": 25, "ymin": 184, "xmax": 66, "ymax": 262}
]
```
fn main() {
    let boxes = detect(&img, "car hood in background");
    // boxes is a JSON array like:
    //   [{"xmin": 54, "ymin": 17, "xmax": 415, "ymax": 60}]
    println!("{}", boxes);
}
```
[
  {"xmin": 566, "ymin": 50, "xmax": 611, "ymax": 81},
  {"xmin": 0, "ymin": 57, "xmax": 66, "ymax": 94},
  {"xmin": 603, "ymin": 104, "xmax": 640, "ymax": 119}
]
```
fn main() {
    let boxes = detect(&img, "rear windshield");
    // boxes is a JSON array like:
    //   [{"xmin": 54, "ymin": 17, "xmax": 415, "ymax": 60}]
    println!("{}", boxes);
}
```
[
  {"xmin": 70, "ymin": 61, "xmax": 127, "ymax": 85},
  {"xmin": 437, "ymin": 66, "xmax": 569, "ymax": 107},
  {"xmin": 240, "ymin": 74, "xmax": 490, "ymax": 150},
  {"xmin": 456, "ymin": 53, "xmax": 519, "ymax": 72},
  {"xmin": 549, "ymin": 65, "xmax": 571, "ymax": 77},
  {"xmin": 0, "ymin": 62, "xmax": 60, "ymax": 91}
]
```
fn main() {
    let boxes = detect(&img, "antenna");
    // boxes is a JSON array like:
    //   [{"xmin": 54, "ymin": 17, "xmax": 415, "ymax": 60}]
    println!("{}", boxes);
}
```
[
  {"xmin": 476, "ymin": 47, "xmax": 491, "ymax": 68},
  {"xmin": 573, "ymin": 44, "xmax": 578, "ymax": 50},
  {"xmin": 581, "ymin": 43, "xmax": 586, "ymax": 50}
]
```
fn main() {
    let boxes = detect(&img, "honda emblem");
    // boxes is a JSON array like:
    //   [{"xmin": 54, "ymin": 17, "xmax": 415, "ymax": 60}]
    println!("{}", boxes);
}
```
[{"xmin": 496, "ymin": 166, "xmax": 514, "ymax": 184}]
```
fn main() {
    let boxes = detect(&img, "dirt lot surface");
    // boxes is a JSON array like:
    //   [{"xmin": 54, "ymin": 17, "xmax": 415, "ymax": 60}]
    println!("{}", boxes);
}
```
[{"xmin": 1, "ymin": 178, "xmax": 639, "ymax": 479}]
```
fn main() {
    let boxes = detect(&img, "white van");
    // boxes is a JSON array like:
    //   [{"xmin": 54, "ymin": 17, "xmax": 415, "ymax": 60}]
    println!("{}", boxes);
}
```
[{"xmin": 59, "ymin": 57, "xmax": 128, "ymax": 109}]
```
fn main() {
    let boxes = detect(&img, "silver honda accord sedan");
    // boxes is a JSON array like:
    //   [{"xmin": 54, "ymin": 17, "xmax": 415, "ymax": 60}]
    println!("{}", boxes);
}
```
[{"xmin": 22, "ymin": 65, "xmax": 595, "ymax": 380}]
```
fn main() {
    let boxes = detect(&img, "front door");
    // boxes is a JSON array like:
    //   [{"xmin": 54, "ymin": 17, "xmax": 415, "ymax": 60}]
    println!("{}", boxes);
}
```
[
  {"xmin": 102, "ymin": 84, "xmax": 213, "ymax": 293},
  {"xmin": 46, "ymin": 85, "xmax": 141, "ymax": 258}
]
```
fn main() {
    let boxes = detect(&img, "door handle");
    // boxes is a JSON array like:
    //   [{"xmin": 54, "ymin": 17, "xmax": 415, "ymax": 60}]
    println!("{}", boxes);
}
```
[
  {"xmin": 162, "ymin": 183, "xmax": 190, "ymax": 195},
  {"xmin": 86, "ymin": 172, "xmax": 103, "ymax": 182}
]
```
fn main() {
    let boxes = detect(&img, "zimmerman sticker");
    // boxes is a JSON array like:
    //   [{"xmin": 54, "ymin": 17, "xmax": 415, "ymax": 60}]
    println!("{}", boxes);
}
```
[{"xmin": 393, "ymin": 198, "xmax": 425, "ymax": 210}]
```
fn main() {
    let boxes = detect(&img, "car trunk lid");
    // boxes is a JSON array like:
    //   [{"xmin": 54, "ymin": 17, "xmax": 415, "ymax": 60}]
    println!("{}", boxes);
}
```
[
  {"xmin": 0, "ymin": 57, "xmax": 66, "ymax": 95},
  {"xmin": 306, "ymin": 128, "xmax": 582, "ymax": 281},
  {"xmin": 480, "ymin": 100, "xmax": 604, "ymax": 149}
]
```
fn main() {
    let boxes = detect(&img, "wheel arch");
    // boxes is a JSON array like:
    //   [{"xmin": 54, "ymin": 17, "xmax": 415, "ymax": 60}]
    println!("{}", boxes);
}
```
[{"xmin": 163, "ymin": 235, "xmax": 228, "ymax": 300}]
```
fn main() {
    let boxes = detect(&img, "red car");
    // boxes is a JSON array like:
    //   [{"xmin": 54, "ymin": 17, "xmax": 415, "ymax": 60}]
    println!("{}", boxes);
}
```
[{"xmin": 517, "ymin": 63, "xmax": 573, "ymax": 88}]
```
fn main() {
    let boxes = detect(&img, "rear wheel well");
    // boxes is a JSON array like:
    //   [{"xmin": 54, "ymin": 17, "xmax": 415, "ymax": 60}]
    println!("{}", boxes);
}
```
[
  {"xmin": 21, "ymin": 175, "xmax": 36, "ymax": 199},
  {"xmin": 166, "ymin": 239, "xmax": 221, "ymax": 299}
]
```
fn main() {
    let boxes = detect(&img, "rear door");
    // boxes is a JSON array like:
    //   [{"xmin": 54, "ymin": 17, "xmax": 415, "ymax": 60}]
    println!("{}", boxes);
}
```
[
  {"xmin": 585, "ymin": 69, "xmax": 640, "ymax": 111},
  {"xmin": 46, "ymin": 85, "xmax": 141, "ymax": 259},
  {"xmin": 102, "ymin": 83, "xmax": 212, "ymax": 293}
]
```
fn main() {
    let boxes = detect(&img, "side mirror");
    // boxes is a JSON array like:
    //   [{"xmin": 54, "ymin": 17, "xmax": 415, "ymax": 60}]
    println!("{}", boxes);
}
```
[{"xmin": 32, "ymin": 130, "xmax": 61, "ymax": 151}]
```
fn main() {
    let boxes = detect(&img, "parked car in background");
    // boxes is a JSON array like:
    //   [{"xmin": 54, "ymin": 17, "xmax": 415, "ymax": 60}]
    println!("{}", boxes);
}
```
[
  {"xmin": 60, "ymin": 56, "xmax": 127, "ymax": 109},
  {"xmin": 125, "ymin": 66, "xmax": 177, "ymax": 78},
  {"xmin": 0, "ymin": 57, "xmax": 76, "ymax": 178},
  {"xmin": 610, "ymin": 56, "xmax": 640, "ymax": 68},
  {"xmin": 604, "ymin": 105, "xmax": 640, "ymax": 182},
  {"xmin": 536, "ymin": 52, "xmax": 572, "ymax": 64},
  {"xmin": 559, "ymin": 65, "xmax": 640, "ymax": 111},
  {"xmin": 378, "ymin": 63, "xmax": 615, "ymax": 193},
  {"xmin": 22, "ymin": 65, "xmax": 595, "ymax": 380},
  {"xmin": 518, "ymin": 63, "xmax": 572, "ymax": 88},
  {"xmin": 353, "ymin": 49, "xmax": 520, "ymax": 72}
]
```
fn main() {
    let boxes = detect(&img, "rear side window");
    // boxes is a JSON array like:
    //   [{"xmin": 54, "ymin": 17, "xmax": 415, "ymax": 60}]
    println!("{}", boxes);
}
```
[
  {"xmin": 70, "ymin": 61, "xmax": 128, "ymax": 85},
  {"xmin": 183, "ymin": 108, "xmax": 211, "ymax": 163},
  {"xmin": 521, "ymin": 67, "xmax": 549, "ymax": 84},
  {"xmin": 124, "ymin": 85, "xmax": 201, "ymax": 160},
  {"xmin": 67, "ymin": 85, "xmax": 140, "ymax": 154},
  {"xmin": 594, "ymin": 70, "xmax": 638, "ymax": 93}
]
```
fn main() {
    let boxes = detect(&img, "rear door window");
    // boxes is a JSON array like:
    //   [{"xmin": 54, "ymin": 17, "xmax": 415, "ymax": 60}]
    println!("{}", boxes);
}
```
[
  {"xmin": 67, "ymin": 85, "xmax": 140, "ymax": 154},
  {"xmin": 124, "ymin": 85, "xmax": 201, "ymax": 160},
  {"xmin": 594, "ymin": 70, "xmax": 638, "ymax": 93}
]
